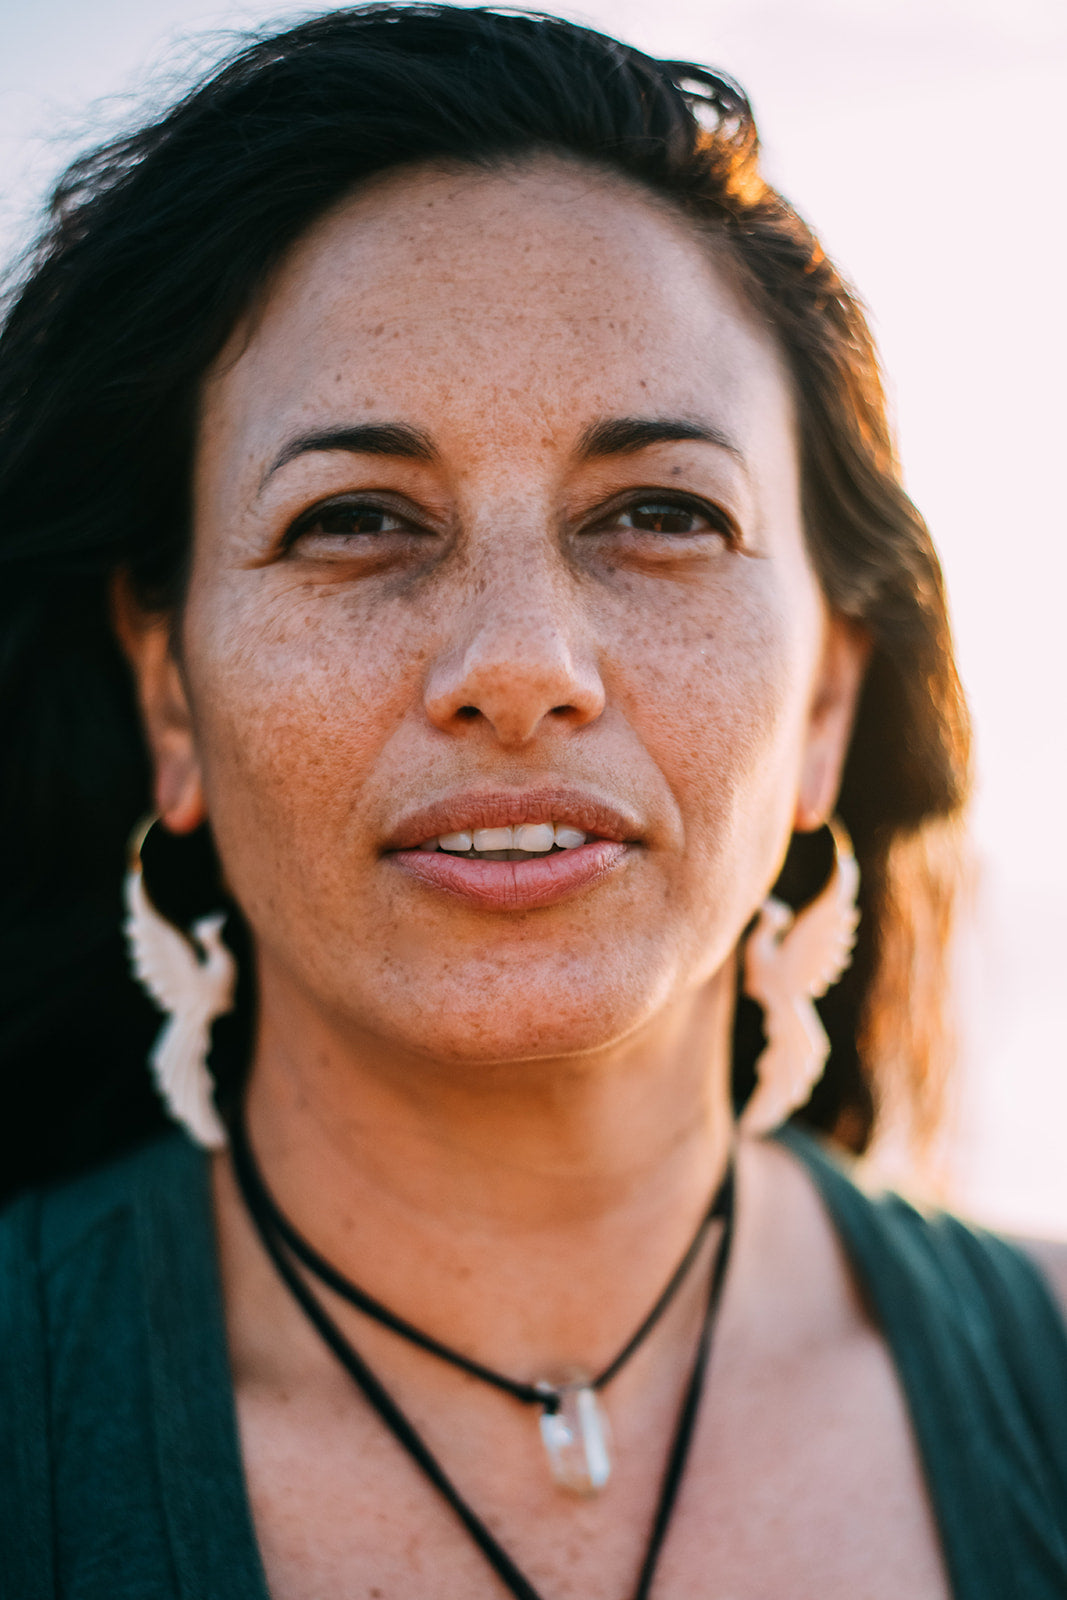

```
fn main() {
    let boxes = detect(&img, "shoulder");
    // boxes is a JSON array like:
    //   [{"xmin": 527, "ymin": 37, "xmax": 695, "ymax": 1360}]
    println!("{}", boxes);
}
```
[
  {"xmin": 0, "ymin": 1132, "xmax": 231, "ymax": 1594},
  {"xmin": 0, "ymin": 1137, "xmax": 194, "ymax": 1584},
  {"xmin": 0, "ymin": 1127, "xmax": 213, "ymax": 1470},
  {"xmin": 1009, "ymin": 1235, "xmax": 1067, "ymax": 1324},
  {"xmin": 0, "ymin": 1128, "xmax": 205, "ymax": 1286},
  {"xmin": 779, "ymin": 1126, "xmax": 1067, "ymax": 1530},
  {"xmin": 779, "ymin": 1124, "xmax": 1067, "ymax": 1368}
]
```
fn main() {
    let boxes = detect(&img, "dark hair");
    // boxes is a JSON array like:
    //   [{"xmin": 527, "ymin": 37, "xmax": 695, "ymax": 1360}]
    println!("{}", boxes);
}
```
[{"xmin": 0, "ymin": 4, "xmax": 970, "ymax": 1199}]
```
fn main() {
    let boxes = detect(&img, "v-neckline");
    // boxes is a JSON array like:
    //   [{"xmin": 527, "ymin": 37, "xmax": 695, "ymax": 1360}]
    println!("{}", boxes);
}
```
[{"xmin": 145, "ymin": 1126, "xmax": 1064, "ymax": 1600}]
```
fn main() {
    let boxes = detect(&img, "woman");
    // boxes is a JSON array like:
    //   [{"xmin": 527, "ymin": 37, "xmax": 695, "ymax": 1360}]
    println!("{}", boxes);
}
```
[{"xmin": 2, "ymin": 7, "xmax": 1065, "ymax": 1597}]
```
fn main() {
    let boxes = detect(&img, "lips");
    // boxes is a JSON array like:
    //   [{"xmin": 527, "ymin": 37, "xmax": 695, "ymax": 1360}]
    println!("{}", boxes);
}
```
[
  {"xmin": 394, "ymin": 838, "xmax": 628, "ymax": 910},
  {"xmin": 385, "ymin": 786, "xmax": 639, "ymax": 852},
  {"xmin": 384, "ymin": 786, "xmax": 640, "ymax": 911}
]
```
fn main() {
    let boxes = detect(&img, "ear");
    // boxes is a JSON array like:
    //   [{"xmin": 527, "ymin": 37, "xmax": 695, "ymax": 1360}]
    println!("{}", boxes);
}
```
[
  {"xmin": 794, "ymin": 614, "xmax": 870, "ymax": 833},
  {"xmin": 111, "ymin": 573, "xmax": 206, "ymax": 835}
]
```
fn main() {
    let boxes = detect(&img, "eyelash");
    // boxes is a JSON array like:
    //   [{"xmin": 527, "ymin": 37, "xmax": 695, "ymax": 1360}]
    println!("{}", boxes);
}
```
[
  {"xmin": 603, "ymin": 494, "xmax": 738, "ymax": 543},
  {"xmin": 282, "ymin": 496, "xmax": 415, "ymax": 547},
  {"xmin": 281, "ymin": 491, "xmax": 738, "ymax": 549}
]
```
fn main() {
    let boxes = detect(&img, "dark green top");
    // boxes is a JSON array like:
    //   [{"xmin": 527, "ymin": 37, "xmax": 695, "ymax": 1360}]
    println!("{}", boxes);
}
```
[{"xmin": 2, "ymin": 1126, "xmax": 1066, "ymax": 1599}]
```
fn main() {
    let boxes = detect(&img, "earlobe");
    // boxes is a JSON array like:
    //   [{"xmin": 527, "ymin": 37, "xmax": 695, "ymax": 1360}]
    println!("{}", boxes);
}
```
[
  {"xmin": 110, "ymin": 573, "xmax": 207, "ymax": 836},
  {"xmin": 794, "ymin": 615, "xmax": 870, "ymax": 834},
  {"xmin": 155, "ymin": 737, "xmax": 207, "ymax": 836}
]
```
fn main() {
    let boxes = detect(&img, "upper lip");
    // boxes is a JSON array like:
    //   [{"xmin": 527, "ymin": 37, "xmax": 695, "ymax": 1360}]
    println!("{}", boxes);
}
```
[{"xmin": 384, "ymin": 785, "xmax": 644, "ymax": 850}]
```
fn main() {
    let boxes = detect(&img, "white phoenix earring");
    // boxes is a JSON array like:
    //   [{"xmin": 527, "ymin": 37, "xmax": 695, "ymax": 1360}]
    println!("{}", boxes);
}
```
[
  {"xmin": 739, "ymin": 818, "xmax": 860, "ymax": 1137},
  {"xmin": 123, "ymin": 816, "xmax": 234, "ymax": 1150}
]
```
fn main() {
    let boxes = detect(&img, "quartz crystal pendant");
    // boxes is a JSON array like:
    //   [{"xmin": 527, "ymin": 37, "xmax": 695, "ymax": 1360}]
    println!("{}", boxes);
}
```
[{"xmin": 536, "ymin": 1371, "xmax": 613, "ymax": 1495}]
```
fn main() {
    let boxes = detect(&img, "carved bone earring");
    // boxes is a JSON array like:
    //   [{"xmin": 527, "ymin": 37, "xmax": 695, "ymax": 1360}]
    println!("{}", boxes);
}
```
[
  {"xmin": 123, "ymin": 816, "xmax": 234, "ymax": 1149},
  {"xmin": 739, "ymin": 819, "xmax": 860, "ymax": 1137}
]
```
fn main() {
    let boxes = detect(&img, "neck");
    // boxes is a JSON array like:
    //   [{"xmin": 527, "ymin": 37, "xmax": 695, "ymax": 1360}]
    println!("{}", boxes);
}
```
[{"xmin": 232, "ymin": 965, "xmax": 737, "ymax": 1376}]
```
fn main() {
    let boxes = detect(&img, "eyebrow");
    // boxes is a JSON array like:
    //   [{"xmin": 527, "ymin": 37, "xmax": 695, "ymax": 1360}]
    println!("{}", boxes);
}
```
[
  {"xmin": 261, "ymin": 423, "xmax": 436, "ymax": 487},
  {"xmin": 260, "ymin": 413, "xmax": 742, "ymax": 489},
  {"xmin": 577, "ymin": 416, "xmax": 744, "ymax": 461}
]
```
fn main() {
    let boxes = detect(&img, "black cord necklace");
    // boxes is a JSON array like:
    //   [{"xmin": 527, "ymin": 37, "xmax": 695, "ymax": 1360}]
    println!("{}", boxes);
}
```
[
  {"xmin": 230, "ymin": 1110, "xmax": 736, "ymax": 1600},
  {"xmin": 231, "ymin": 1108, "xmax": 732, "ymax": 1494}
]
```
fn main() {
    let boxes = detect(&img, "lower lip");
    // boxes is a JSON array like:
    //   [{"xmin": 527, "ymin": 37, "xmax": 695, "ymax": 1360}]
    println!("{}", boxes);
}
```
[{"xmin": 388, "ymin": 840, "xmax": 630, "ymax": 910}]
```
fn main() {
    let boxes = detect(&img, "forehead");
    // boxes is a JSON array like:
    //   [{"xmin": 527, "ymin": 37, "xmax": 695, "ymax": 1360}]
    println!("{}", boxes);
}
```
[{"xmin": 200, "ymin": 158, "xmax": 795, "ymax": 467}]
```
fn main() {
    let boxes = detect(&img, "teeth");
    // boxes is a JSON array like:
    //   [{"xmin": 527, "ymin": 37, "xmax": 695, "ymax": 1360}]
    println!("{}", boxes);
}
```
[
  {"xmin": 425, "ymin": 823, "xmax": 591, "ymax": 854},
  {"xmin": 514, "ymin": 823, "xmax": 556, "ymax": 852},
  {"xmin": 472, "ymin": 827, "xmax": 513, "ymax": 852}
]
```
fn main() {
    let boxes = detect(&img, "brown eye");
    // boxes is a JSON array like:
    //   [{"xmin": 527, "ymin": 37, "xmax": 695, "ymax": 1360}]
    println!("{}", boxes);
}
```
[
  {"xmin": 626, "ymin": 502, "xmax": 702, "ymax": 534},
  {"xmin": 295, "ymin": 501, "xmax": 406, "ymax": 538},
  {"xmin": 613, "ymin": 498, "xmax": 733, "ymax": 539}
]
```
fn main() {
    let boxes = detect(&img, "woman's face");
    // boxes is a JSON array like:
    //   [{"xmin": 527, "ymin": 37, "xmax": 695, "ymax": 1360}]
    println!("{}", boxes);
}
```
[{"xmin": 137, "ymin": 159, "xmax": 864, "ymax": 1067}]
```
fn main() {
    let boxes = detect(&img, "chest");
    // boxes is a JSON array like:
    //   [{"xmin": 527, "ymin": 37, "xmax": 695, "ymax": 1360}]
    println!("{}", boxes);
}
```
[{"xmin": 234, "ymin": 1321, "xmax": 951, "ymax": 1600}]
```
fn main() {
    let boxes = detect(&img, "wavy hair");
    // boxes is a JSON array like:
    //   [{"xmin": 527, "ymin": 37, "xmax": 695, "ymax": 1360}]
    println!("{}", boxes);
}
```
[{"xmin": 0, "ymin": 4, "xmax": 970, "ymax": 1198}]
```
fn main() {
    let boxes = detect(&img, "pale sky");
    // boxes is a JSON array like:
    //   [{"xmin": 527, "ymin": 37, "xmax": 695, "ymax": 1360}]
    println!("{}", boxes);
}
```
[{"xmin": 2, "ymin": 0, "xmax": 1065, "ymax": 1229}]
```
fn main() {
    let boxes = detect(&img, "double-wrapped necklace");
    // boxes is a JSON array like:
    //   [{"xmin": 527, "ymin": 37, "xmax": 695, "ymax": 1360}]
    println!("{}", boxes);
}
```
[{"xmin": 231, "ymin": 1109, "xmax": 735, "ymax": 1600}]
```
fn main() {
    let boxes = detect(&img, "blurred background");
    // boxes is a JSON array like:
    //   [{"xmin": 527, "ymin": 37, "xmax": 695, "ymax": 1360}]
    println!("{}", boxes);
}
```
[{"xmin": 2, "ymin": 0, "xmax": 1065, "ymax": 1230}]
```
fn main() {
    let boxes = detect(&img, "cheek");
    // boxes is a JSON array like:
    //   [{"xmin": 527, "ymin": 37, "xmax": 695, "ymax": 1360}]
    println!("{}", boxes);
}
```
[
  {"xmin": 620, "ymin": 569, "xmax": 819, "ymax": 918},
  {"xmin": 179, "ymin": 576, "xmax": 423, "ymax": 920}
]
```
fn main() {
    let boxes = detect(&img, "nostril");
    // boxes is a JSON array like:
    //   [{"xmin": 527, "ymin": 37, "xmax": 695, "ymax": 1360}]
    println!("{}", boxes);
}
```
[
  {"xmin": 551, "ymin": 705, "xmax": 574, "ymax": 717},
  {"xmin": 456, "ymin": 705, "xmax": 480, "ymax": 721}
]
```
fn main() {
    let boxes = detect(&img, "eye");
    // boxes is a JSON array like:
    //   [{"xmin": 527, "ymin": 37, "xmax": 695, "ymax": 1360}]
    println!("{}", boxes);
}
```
[
  {"xmin": 285, "ymin": 497, "xmax": 411, "ymax": 545},
  {"xmin": 608, "ymin": 495, "xmax": 737, "ymax": 542}
]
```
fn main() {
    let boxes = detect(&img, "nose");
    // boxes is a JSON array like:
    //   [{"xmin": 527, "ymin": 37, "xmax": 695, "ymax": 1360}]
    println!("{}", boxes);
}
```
[{"xmin": 424, "ymin": 570, "xmax": 605, "ymax": 747}]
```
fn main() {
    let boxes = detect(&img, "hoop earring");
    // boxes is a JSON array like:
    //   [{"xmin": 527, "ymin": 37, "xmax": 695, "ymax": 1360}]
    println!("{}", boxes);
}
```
[
  {"xmin": 123, "ymin": 816, "xmax": 233, "ymax": 1149},
  {"xmin": 739, "ymin": 818, "xmax": 860, "ymax": 1137}
]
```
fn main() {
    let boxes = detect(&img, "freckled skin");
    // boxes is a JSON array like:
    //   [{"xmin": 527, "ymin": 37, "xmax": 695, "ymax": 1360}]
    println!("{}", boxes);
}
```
[
  {"xmin": 121, "ymin": 161, "xmax": 954, "ymax": 1600},
  {"xmin": 184, "ymin": 160, "xmax": 843, "ymax": 1070}
]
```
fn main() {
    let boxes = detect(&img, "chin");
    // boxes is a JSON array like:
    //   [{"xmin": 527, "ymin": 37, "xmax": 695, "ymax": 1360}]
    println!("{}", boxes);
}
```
[{"xmin": 355, "ymin": 961, "xmax": 665, "ymax": 1068}]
